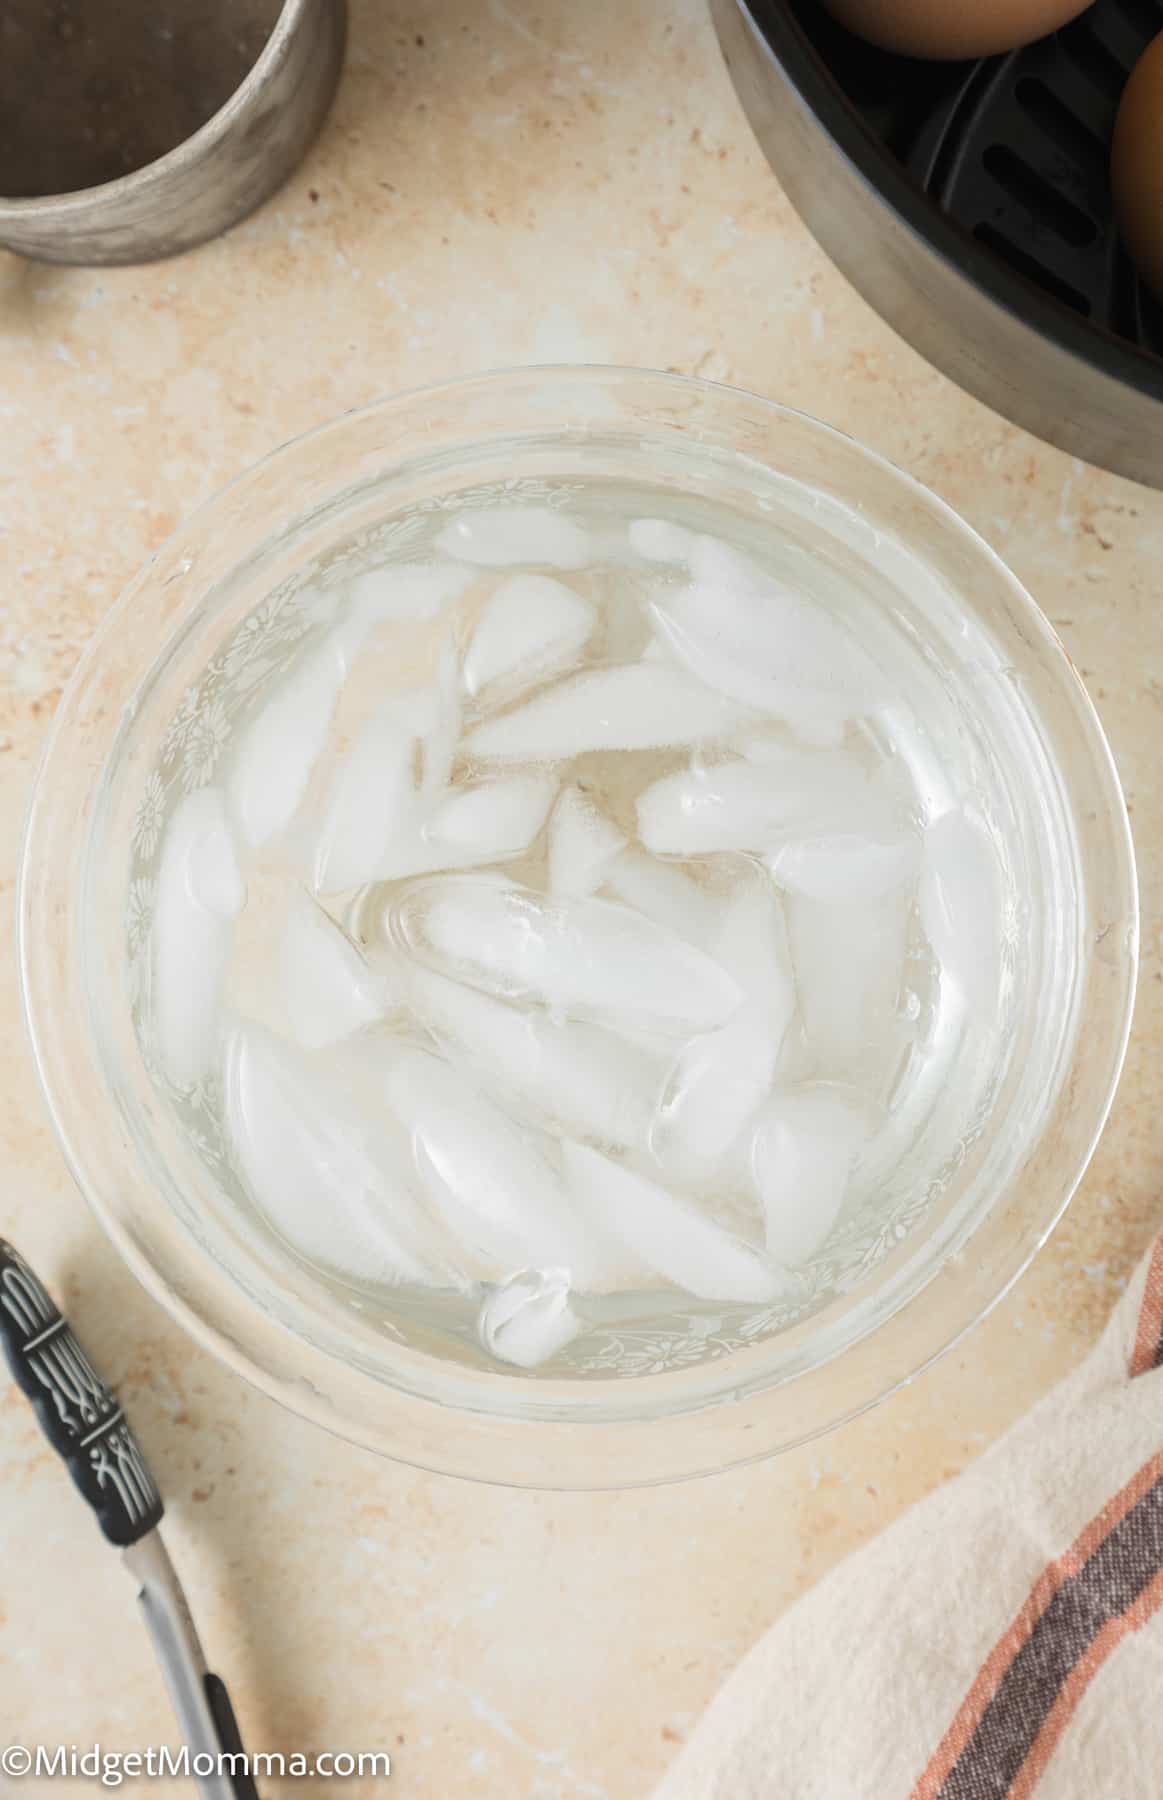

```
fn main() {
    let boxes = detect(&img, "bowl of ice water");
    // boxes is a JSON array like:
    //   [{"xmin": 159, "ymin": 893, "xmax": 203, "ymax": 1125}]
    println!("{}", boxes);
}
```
[{"xmin": 20, "ymin": 369, "xmax": 1136, "ymax": 1485}]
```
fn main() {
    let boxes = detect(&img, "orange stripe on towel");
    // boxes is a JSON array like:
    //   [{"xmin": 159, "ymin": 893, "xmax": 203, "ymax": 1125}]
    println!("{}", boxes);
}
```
[{"xmin": 1129, "ymin": 1232, "xmax": 1163, "ymax": 1379}]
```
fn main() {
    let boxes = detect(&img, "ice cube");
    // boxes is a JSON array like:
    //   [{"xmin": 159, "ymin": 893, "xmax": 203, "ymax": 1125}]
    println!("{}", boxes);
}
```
[
  {"xmin": 463, "ymin": 574, "xmax": 596, "ymax": 700},
  {"xmin": 323, "ymin": 767, "xmax": 555, "ymax": 894},
  {"xmin": 381, "ymin": 1046, "xmax": 606, "ymax": 1284},
  {"xmin": 346, "ymin": 560, "xmax": 475, "ymax": 625},
  {"xmin": 562, "ymin": 1142, "xmax": 787, "ymax": 1303},
  {"xmin": 768, "ymin": 830, "xmax": 920, "ymax": 903},
  {"xmin": 628, "ymin": 517, "xmax": 694, "ymax": 563},
  {"xmin": 426, "ymin": 772, "xmax": 558, "ymax": 859},
  {"xmin": 637, "ymin": 521, "xmax": 867, "ymax": 676},
  {"xmin": 228, "ymin": 639, "xmax": 348, "ymax": 850},
  {"xmin": 280, "ymin": 889, "xmax": 392, "ymax": 1049},
  {"xmin": 653, "ymin": 880, "xmax": 796, "ymax": 1166},
  {"xmin": 464, "ymin": 664, "xmax": 742, "ymax": 761},
  {"xmin": 547, "ymin": 785, "xmax": 627, "ymax": 899},
  {"xmin": 636, "ymin": 752, "xmax": 871, "ymax": 857},
  {"xmin": 751, "ymin": 1088, "xmax": 869, "ymax": 1265},
  {"xmin": 737, "ymin": 727, "xmax": 793, "ymax": 763},
  {"xmin": 686, "ymin": 531, "xmax": 791, "ymax": 598},
  {"xmin": 633, "ymin": 517, "xmax": 884, "ymax": 723},
  {"xmin": 477, "ymin": 1268, "xmax": 580, "ymax": 1368},
  {"xmin": 653, "ymin": 1009, "xmax": 778, "ymax": 1172},
  {"xmin": 311, "ymin": 697, "xmax": 424, "ymax": 893},
  {"xmin": 919, "ymin": 808, "xmax": 1003, "ymax": 1013},
  {"xmin": 651, "ymin": 604, "xmax": 855, "ymax": 743},
  {"xmin": 637, "ymin": 518, "xmax": 881, "ymax": 721},
  {"xmin": 786, "ymin": 887, "xmax": 911, "ymax": 1071},
  {"xmin": 602, "ymin": 846, "xmax": 717, "ymax": 947},
  {"xmin": 629, "ymin": 520, "xmax": 773, "ymax": 596},
  {"xmin": 408, "ymin": 966, "xmax": 663, "ymax": 1151},
  {"xmin": 436, "ymin": 506, "xmax": 593, "ymax": 570},
  {"xmin": 393, "ymin": 874, "xmax": 742, "ymax": 1037},
  {"xmin": 717, "ymin": 875, "xmax": 796, "ymax": 1015},
  {"xmin": 152, "ymin": 787, "xmax": 246, "ymax": 1089},
  {"xmin": 223, "ymin": 1023, "xmax": 458, "ymax": 1288}
]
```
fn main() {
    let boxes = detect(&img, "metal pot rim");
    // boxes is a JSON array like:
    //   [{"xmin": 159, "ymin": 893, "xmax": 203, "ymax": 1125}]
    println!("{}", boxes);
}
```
[{"xmin": 0, "ymin": 0, "xmax": 311, "ymax": 220}]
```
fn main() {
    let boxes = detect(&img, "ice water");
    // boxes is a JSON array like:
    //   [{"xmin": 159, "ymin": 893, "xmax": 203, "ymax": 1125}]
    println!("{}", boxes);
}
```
[{"xmin": 141, "ymin": 487, "xmax": 1011, "ymax": 1373}]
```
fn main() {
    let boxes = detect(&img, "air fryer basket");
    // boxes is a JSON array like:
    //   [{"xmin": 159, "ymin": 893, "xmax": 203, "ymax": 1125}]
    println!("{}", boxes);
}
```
[{"xmin": 712, "ymin": 0, "xmax": 1163, "ymax": 487}]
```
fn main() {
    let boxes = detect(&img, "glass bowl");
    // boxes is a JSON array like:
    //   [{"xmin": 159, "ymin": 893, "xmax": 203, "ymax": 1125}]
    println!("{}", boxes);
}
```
[{"xmin": 18, "ymin": 368, "xmax": 1137, "ymax": 1487}]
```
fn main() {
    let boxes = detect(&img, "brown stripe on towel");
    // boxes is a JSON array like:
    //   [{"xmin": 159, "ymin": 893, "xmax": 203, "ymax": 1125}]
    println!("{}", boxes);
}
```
[
  {"xmin": 1006, "ymin": 1562, "xmax": 1163, "ymax": 1799},
  {"xmin": 1130, "ymin": 1233, "xmax": 1163, "ymax": 1378},
  {"xmin": 910, "ymin": 1450, "xmax": 1163, "ymax": 1800}
]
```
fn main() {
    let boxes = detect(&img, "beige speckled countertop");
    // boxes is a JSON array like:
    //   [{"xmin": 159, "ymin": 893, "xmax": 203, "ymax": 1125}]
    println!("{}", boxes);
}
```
[{"xmin": 2, "ymin": 3, "xmax": 1161, "ymax": 1794}]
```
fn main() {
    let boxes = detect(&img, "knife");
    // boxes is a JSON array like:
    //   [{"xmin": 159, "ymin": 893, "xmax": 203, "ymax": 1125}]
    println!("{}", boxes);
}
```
[{"xmin": 0, "ymin": 1239, "xmax": 259, "ymax": 1800}]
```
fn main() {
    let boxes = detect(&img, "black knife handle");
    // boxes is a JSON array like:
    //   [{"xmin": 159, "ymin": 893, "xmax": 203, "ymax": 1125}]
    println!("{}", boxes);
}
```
[{"xmin": 0, "ymin": 1239, "xmax": 163, "ymax": 1547}]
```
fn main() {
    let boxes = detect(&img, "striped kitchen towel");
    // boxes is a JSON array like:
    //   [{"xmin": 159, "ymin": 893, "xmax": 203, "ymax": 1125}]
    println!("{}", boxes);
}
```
[{"xmin": 654, "ymin": 1234, "xmax": 1163, "ymax": 1800}]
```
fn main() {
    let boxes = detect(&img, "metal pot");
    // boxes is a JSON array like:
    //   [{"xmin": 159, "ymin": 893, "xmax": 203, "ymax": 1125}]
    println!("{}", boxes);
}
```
[
  {"xmin": 712, "ymin": 0, "xmax": 1163, "ymax": 488},
  {"xmin": 0, "ymin": 0, "xmax": 345, "ymax": 266}
]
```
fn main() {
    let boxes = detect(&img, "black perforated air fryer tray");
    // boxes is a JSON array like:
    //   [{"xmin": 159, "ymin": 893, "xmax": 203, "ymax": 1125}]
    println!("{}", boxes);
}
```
[
  {"xmin": 714, "ymin": 0, "xmax": 1163, "ymax": 482},
  {"xmin": 787, "ymin": 0, "xmax": 1163, "ymax": 351}
]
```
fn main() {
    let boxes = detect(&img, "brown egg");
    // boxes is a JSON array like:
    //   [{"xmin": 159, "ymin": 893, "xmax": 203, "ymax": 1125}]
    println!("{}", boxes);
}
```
[
  {"xmin": 820, "ymin": 0, "xmax": 1094, "ymax": 60},
  {"xmin": 1112, "ymin": 31, "xmax": 1163, "ymax": 302}
]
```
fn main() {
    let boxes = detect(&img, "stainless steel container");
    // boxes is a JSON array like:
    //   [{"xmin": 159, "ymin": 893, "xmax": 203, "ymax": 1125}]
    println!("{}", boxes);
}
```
[
  {"xmin": 0, "ymin": 0, "xmax": 345, "ymax": 265},
  {"xmin": 712, "ymin": 0, "xmax": 1163, "ymax": 489}
]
